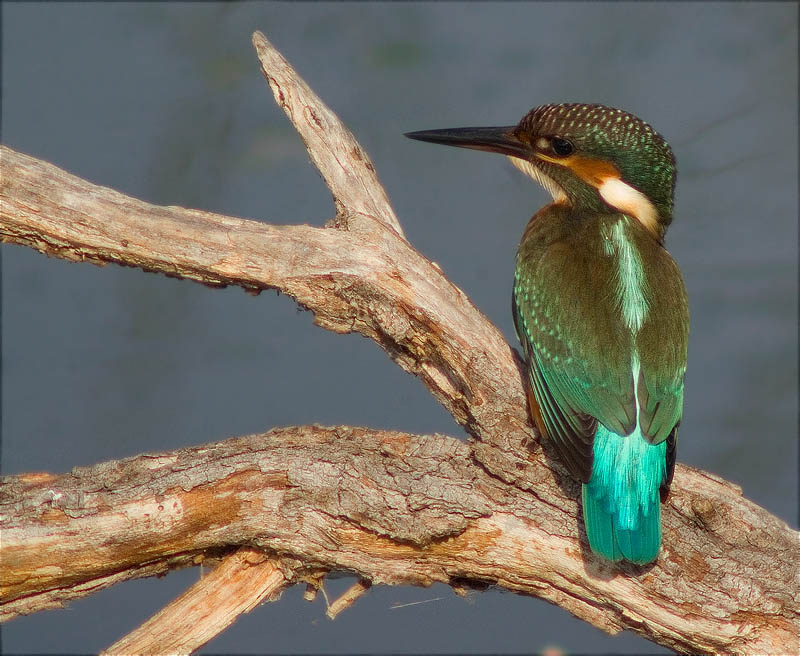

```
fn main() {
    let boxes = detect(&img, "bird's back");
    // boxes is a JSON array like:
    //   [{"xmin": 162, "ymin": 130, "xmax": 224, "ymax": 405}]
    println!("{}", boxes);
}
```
[{"xmin": 514, "ymin": 204, "xmax": 688, "ymax": 563}]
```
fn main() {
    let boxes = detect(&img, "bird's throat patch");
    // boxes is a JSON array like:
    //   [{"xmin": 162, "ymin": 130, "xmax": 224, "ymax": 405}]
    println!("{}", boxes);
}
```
[{"xmin": 508, "ymin": 156, "xmax": 568, "ymax": 203}]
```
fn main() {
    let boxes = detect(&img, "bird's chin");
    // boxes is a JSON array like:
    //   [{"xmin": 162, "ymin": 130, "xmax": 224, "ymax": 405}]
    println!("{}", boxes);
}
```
[{"xmin": 507, "ymin": 157, "xmax": 568, "ymax": 204}]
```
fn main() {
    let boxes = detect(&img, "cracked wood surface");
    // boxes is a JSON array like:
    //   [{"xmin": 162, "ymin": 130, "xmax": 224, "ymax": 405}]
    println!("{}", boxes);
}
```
[
  {"xmin": 1, "ymin": 30, "xmax": 798, "ymax": 655},
  {"xmin": 1, "ymin": 427, "xmax": 797, "ymax": 654}
]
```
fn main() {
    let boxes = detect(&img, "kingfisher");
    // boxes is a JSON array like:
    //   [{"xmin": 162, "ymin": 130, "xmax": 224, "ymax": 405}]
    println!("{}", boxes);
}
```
[{"xmin": 406, "ymin": 103, "xmax": 688, "ymax": 564}]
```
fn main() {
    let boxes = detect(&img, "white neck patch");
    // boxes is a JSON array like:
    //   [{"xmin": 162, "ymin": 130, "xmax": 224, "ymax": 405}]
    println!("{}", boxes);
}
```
[
  {"xmin": 599, "ymin": 178, "xmax": 659, "ymax": 236},
  {"xmin": 507, "ymin": 156, "xmax": 568, "ymax": 203}
]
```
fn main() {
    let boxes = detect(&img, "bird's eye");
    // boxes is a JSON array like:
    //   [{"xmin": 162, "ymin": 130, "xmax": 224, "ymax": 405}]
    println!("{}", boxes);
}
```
[{"xmin": 551, "ymin": 137, "xmax": 574, "ymax": 157}]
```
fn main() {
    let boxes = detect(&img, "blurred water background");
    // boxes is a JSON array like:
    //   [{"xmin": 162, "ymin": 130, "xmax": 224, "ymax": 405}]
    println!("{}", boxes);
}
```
[{"xmin": 2, "ymin": 3, "xmax": 797, "ymax": 654}]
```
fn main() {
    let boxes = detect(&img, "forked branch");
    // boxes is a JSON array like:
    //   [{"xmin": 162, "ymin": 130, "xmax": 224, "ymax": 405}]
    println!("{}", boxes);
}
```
[{"xmin": 0, "ymin": 31, "xmax": 797, "ymax": 655}]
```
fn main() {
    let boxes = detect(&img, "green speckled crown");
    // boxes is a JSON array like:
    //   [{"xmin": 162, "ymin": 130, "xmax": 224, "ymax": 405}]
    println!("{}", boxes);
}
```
[{"xmin": 519, "ymin": 103, "xmax": 677, "ymax": 226}]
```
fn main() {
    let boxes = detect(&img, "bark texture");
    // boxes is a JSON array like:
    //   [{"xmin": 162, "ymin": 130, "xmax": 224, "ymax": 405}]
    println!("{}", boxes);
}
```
[{"xmin": 0, "ymin": 31, "xmax": 797, "ymax": 655}]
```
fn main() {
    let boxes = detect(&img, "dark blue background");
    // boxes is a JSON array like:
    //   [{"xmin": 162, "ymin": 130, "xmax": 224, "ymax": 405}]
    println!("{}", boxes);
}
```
[{"xmin": 2, "ymin": 3, "xmax": 797, "ymax": 654}]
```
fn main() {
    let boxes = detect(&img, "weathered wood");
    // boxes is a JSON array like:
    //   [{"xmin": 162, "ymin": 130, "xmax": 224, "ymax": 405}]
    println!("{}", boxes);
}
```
[
  {"xmin": 252, "ymin": 32, "xmax": 404, "ymax": 237},
  {"xmin": 326, "ymin": 580, "xmax": 372, "ymax": 620},
  {"xmin": 1, "ymin": 428, "xmax": 797, "ymax": 654},
  {"xmin": 103, "ymin": 549, "xmax": 293, "ymax": 655},
  {"xmin": 0, "ymin": 31, "xmax": 797, "ymax": 656}
]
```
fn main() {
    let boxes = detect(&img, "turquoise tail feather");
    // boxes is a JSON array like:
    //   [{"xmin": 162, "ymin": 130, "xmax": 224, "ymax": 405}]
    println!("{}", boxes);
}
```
[{"xmin": 582, "ymin": 425, "xmax": 666, "ymax": 565}]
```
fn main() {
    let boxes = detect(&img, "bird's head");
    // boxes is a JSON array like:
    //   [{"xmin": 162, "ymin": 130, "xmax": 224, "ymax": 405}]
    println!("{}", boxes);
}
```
[{"xmin": 406, "ymin": 103, "xmax": 676, "ymax": 241}]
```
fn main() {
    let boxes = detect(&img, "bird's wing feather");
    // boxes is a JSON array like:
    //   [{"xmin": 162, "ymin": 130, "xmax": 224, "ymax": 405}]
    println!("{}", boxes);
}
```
[
  {"xmin": 635, "ymin": 247, "xmax": 689, "ymax": 445},
  {"xmin": 633, "ymin": 249, "xmax": 689, "ymax": 499},
  {"xmin": 513, "ymin": 240, "xmax": 636, "ymax": 483}
]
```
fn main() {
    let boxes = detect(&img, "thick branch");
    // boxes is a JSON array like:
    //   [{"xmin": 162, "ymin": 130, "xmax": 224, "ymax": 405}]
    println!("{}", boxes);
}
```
[
  {"xmin": 0, "ymin": 142, "xmax": 533, "ymax": 486},
  {"xmin": 1, "ymin": 427, "xmax": 797, "ymax": 655},
  {"xmin": 1, "ymin": 31, "xmax": 798, "ymax": 655}
]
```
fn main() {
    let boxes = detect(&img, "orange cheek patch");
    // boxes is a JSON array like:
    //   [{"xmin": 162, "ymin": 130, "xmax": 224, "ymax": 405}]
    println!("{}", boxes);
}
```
[
  {"xmin": 565, "ymin": 156, "xmax": 620, "ymax": 187},
  {"xmin": 535, "ymin": 153, "xmax": 620, "ymax": 187}
]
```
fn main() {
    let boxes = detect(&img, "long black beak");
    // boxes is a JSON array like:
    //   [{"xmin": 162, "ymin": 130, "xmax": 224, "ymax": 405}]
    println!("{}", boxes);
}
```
[{"xmin": 404, "ymin": 126, "xmax": 530, "ymax": 159}]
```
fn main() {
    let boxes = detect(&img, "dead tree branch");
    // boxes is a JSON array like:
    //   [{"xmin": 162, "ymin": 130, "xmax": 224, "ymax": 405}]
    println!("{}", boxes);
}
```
[
  {"xmin": 103, "ymin": 549, "xmax": 293, "ymax": 656},
  {"xmin": 0, "ymin": 31, "xmax": 797, "ymax": 655},
  {"xmin": 1, "ymin": 427, "xmax": 797, "ymax": 654}
]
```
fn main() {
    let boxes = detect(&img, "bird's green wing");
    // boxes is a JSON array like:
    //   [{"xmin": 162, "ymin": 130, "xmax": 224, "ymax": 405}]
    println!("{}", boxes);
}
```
[
  {"xmin": 634, "ymin": 250, "xmax": 689, "ymax": 497},
  {"xmin": 514, "ymin": 219, "xmax": 690, "ymax": 490},
  {"xmin": 513, "ymin": 241, "xmax": 638, "ymax": 483},
  {"xmin": 635, "ymin": 251, "xmax": 689, "ymax": 446}
]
